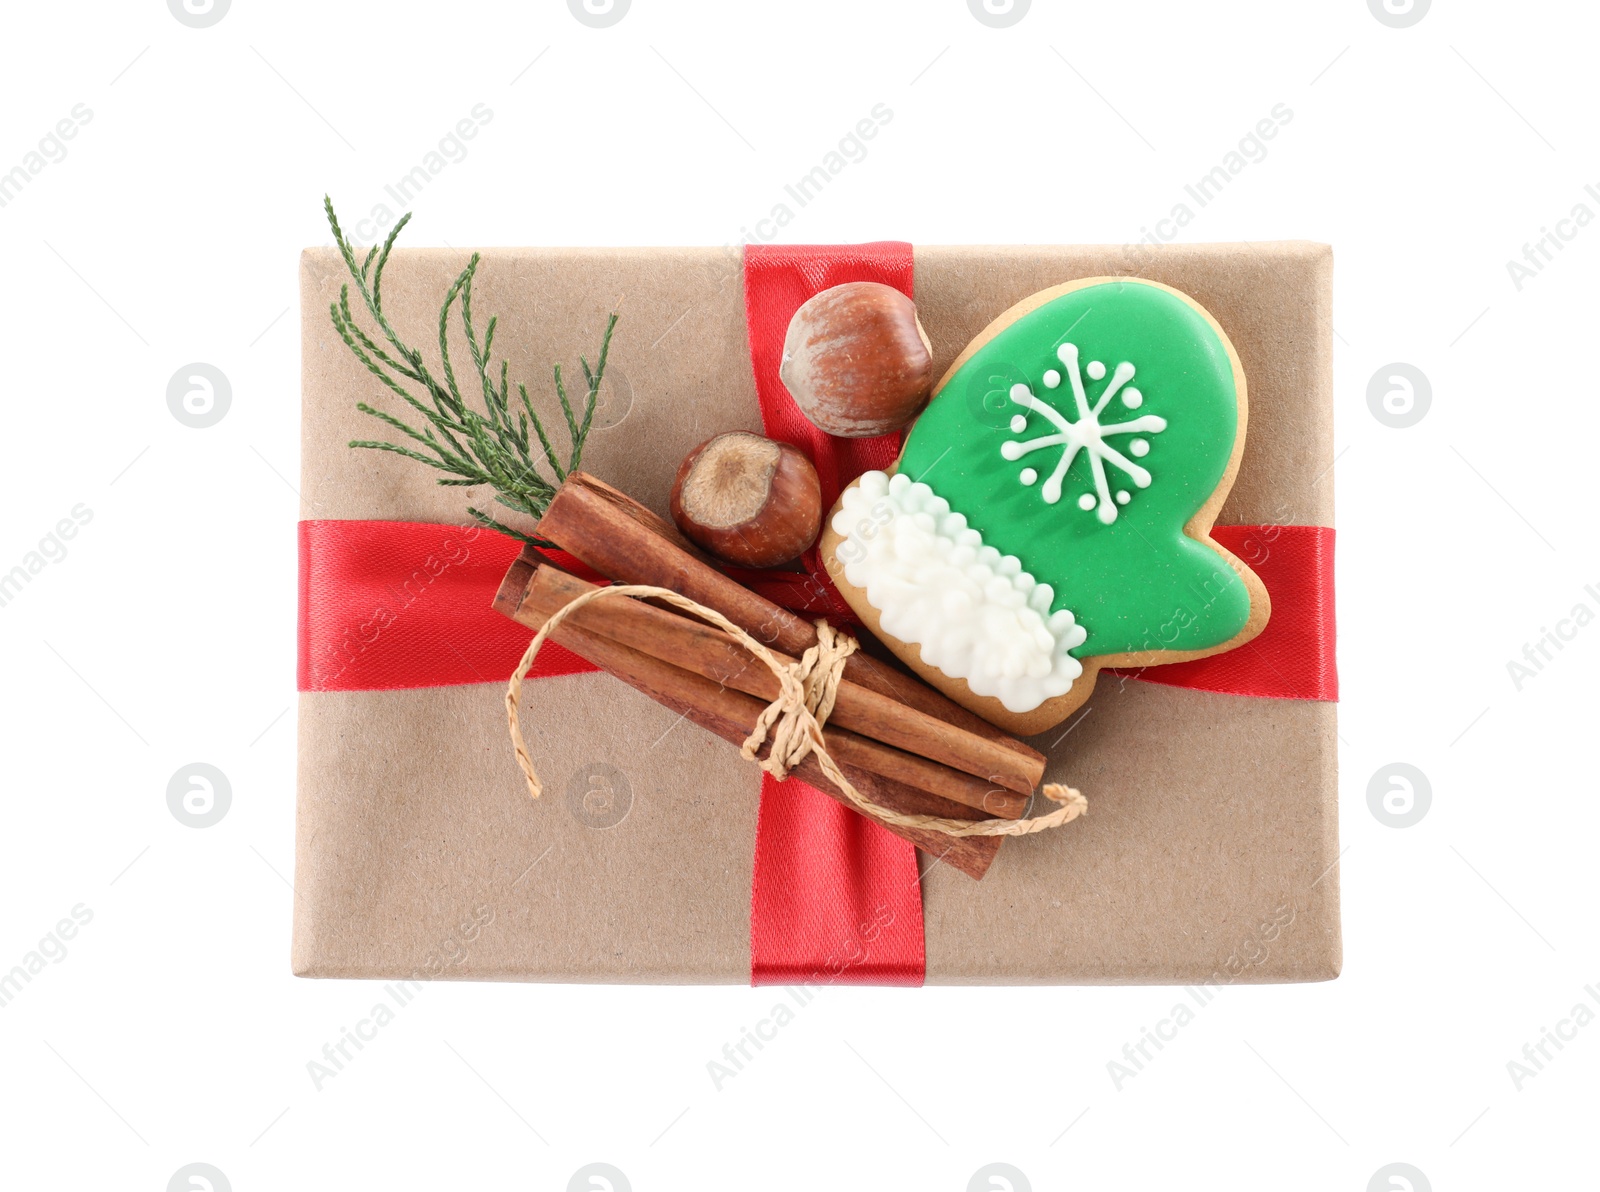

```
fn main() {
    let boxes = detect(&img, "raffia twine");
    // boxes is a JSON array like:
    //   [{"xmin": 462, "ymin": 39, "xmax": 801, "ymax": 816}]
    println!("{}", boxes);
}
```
[{"xmin": 505, "ymin": 584, "xmax": 1087, "ymax": 838}]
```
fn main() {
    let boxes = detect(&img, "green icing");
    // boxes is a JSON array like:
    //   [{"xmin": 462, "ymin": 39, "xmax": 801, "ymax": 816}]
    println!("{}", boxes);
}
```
[{"xmin": 898, "ymin": 280, "xmax": 1250, "ymax": 659}]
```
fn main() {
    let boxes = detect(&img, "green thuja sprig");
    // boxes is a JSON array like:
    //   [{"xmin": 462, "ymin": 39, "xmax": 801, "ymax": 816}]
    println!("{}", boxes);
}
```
[{"xmin": 324, "ymin": 196, "xmax": 618, "ymax": 543}]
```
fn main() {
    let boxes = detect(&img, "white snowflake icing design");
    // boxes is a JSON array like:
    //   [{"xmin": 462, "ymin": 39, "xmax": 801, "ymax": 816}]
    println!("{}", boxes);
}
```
[{"xmin": 1000, "ymin": 342, "xmax": 1169, "ymax": 524}]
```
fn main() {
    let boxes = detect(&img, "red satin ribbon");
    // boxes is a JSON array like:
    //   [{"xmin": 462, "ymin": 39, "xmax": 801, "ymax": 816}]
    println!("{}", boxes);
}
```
[
  {"xmin": 294, "ymin": 243, "xmax": 1338, "ymax": 990},
  {"xmin": 743, "ymin": 243, "xmax": 926, "ymax": 987},
  {"xmin": 297, "ymin": 520, "xmax": 597, "ymax": 692},
  {"xmin": 1111, "ymin": 524, "xmax": 1339, "ymax": 701},
  {"xmin": 295, "ymin": 520, "xmax": 1337, "ymax": 699}
]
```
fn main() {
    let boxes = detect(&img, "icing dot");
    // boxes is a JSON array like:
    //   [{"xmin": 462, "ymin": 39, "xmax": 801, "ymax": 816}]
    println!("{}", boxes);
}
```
[
  {"xmin": 1116, "ymin": 490, "xmax": 1130, "ymax": 505},
  {"xmin": 1019, "ymin": 467, "xmax": 1038, "ymax": 486},
  {"xmin": 1077, "ymin": 493, "xmax": 1096, "ymax": 511},
  {"xmin": 1042, "ymin": 369, "xmax": 1061, "ymax": 388},
  {"xmin": 1122, "ymin": 387, "xmax": 1143, "ymax": 409},
  {"xmin": 1009, "ymin": 414, "xmax": 1027, "ymax": 433},
  {"xmin": 1129, "ymin": 438, "xmax": 1149, "ymax": 457},
  {"xmin": 1086, "ymin": 360, "xmax": 1107, "ymax": 381}
]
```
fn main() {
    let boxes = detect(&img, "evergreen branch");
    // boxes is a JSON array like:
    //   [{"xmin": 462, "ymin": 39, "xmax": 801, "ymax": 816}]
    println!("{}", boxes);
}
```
[
  {"xmin": 331, "ymin": 304, "xmax": 474, "ymax": 469},
  {"xmin": 571, "ymin": 313, "xmax": 618, "ymax": 473},
  {"xmin": 522, "ymin": 382, "xmax": 567, "ymax": 482},
  {"xmin": 370, "ymin": 211, "xmax": 411, "ymax": 314},
  {"xmin": 331, "ymin": 305, "xmax": 439, "ymax": 423},
  {"xmin": 353, "ymin": 402, "xmax": 442, "ymax": 449},
  {"xmin": 553, "ymin": 363, "xmax": 580, "ymax": 446},
  {"xmin": 348, "ymin": 440, "xmax": 463, "ymax": 472},
  {"xmin": 339, "ymin": 286, "xmax": 416, "ymax": 379},
  {"xmin": 436, "ymin": 260, "xmax": 473, "ymax": 414},
  {"xmin": 459, "ymin": 271, "xmax": 507, "ymax": 435},
  {"xmin": 467, "ymin": 506, "xmax": 541, "ymax": 544},
  {"xmin": 325, "ymin": 196, "xmax": 618, "ymax": 537}
]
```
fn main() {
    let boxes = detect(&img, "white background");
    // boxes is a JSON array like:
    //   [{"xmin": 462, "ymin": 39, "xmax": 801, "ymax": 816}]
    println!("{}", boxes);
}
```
[{"xmin": 1, "ymin": 1, "xmax": 1594, "ymax": 1189}]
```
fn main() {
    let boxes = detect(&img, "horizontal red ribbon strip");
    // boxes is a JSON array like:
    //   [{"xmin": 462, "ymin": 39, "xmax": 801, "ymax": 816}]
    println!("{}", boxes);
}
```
[
  {"xmin": 297, "ymin": 519, "xmax": 1336, "ymax": 701},
  {"xmin": 1111, "ymin": 524, "xmax": 1338, "ymax": 702},
  {"xmin": 297, "ymin": 520, "xmax": 594, "ymax": 693}
]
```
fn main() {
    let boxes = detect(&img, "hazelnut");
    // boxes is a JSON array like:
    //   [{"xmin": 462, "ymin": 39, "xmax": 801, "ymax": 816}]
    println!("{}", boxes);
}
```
[
  {"xmin": 669, "ymin": 432, "xmax": 822, "ymax": 568},
  {"xmin": 779, "ymin": 281, "xmax": 934, "ymax": 437}
]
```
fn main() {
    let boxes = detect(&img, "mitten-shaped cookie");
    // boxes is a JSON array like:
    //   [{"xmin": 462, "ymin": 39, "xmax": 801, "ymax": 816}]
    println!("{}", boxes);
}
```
[{"xmin": 820, "ymin": 277, "xmax": 1269, "ymax": 735}]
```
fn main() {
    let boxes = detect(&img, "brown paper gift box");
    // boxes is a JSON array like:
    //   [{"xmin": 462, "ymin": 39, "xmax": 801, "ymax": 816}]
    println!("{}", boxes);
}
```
[{"xmin": 293, "ymin": 242, "xmax": 1340, "ymax": 985}]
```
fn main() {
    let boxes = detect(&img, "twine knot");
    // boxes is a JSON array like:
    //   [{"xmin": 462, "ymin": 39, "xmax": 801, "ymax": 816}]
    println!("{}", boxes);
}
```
[{"xmin": 739, "ymin": 619, "xmax": 857, "ymax": 782}]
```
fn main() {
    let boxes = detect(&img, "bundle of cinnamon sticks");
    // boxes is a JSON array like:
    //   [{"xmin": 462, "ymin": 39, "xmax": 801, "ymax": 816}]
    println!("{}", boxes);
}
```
[{"xmin": 493, "ymin": 472, "xmax": 1050, "ymax": 880}]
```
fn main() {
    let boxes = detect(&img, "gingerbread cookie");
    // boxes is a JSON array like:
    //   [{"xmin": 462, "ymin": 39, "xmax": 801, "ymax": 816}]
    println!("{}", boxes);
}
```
[{"xmin": 819, "ymin": 277, "xmax": 1269, "ymax": 735}]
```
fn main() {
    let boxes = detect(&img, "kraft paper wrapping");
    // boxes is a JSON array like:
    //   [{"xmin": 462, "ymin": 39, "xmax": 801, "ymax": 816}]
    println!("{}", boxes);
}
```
[{"xmin": 293, "ymin": 242, "xmax": 1340, "ymax": 985}]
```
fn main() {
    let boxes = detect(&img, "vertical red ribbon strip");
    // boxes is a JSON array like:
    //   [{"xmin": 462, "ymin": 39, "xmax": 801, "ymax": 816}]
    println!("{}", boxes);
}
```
[{"xmin": 742, "ymin": 244, "xmax": 928, "ymax": 987}]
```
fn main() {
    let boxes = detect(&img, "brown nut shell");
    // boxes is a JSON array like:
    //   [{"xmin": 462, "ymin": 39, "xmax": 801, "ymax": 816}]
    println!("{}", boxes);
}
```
[
  {"xmin": 669, "ymin": 432, "xmax": 822, "ymax": 568},
  {"xmin": 779, "ymin": 281, "xmax": 933, "ymax": 437}
]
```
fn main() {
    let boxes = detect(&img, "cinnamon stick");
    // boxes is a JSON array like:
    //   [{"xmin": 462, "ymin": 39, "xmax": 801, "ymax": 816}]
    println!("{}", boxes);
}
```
[
  {"xmin": 504, "ymin": 564, "xmax": 1030, "ymax": 817},
  {"xmin": 507, "ymin": 605, "xmax": 1001, "ymax": 880},
  {"xmin": 536, "ymin": 472, "xmax": 1046, "ymax": 771}
]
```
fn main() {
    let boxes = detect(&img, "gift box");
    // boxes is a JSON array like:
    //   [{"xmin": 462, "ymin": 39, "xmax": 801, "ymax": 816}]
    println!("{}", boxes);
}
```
[{"xmin": 292, "ymin": 240, "xmax": 1340, "ymax": 985}]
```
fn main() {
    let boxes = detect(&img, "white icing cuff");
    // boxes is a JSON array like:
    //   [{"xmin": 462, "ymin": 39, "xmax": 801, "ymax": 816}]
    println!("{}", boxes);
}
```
[{"xmin": 832, "ymin": 471, "xmax": 1088, "ymax": 714}]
